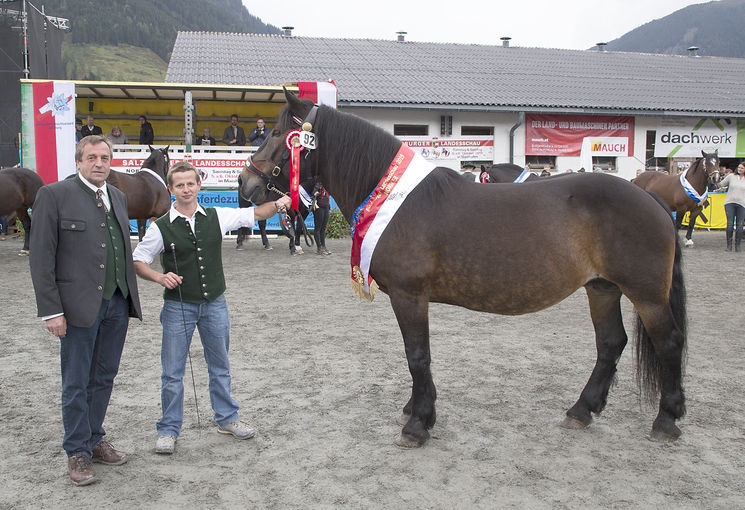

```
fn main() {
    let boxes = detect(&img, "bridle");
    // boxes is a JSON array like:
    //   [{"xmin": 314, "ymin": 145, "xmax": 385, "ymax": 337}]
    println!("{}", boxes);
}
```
[{"xmin": 243, "ymin": 104, "xmax": 320, "ymax": 199}]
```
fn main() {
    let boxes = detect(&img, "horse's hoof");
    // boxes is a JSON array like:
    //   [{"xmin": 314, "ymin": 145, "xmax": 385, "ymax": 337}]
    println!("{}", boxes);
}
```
[
  {"xmin": 649, "ymin": 426, "xmax": 681, "ymax": 442},
  {"xmin": 18, "ymin": 250, "xmax": 29, "ymax": 256},
  {"xmin": 394, "ymin": 432, "xmax": 425, "ymax": 448},
  {"xmin": 396, "ymin": 413, "xmax": 411, "ymax": 426},
  {"xmin": 684, "ymin": 239, "xmax": 694, "ymax": 247},
  {"xmin": 560, "ymin": 415, "xmax": 591, "ymax": 430}
]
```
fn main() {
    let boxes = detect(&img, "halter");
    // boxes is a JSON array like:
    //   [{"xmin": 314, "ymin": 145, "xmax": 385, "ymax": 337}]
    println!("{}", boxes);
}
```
[{"xmin": 244, "ymin": 104, "xmax": 321, "ymax": 199}]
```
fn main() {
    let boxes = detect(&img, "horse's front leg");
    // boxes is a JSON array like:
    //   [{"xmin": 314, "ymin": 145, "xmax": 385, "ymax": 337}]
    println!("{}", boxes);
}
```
[
  {"xmin": 137, "ymin": 219, "xmax": 146, "ymax": 242},
  {"xmin": 388, "ymin": 290, "xmax": 436, "ymax": 448}
]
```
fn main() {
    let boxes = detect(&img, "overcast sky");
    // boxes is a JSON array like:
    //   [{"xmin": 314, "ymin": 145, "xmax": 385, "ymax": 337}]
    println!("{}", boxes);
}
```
[{"xmin": 243, "ymin": 0, "xmax": 710, "ymax": 50}]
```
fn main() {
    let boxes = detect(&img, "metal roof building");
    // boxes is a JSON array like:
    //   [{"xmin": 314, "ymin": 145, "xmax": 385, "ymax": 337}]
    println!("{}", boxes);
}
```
[
  {"xmin": 166, "ymin": 31, "xmax": 745, "ymax": 116},
  {"xmin": 165, "ymin": 31, "xmax": 745, "ymax": 177}
]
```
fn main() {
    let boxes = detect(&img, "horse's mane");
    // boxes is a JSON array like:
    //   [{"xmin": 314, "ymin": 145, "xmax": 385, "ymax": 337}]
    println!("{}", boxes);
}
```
[{"xmin": 277, "ymin": 100, "xmax": 401, "ymax": 213}]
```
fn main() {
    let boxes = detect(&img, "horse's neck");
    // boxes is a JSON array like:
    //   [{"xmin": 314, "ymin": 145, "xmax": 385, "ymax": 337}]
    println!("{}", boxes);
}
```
[{"xmin": 684, "ymin": 160, "xmax": 708, "ymax": 192}]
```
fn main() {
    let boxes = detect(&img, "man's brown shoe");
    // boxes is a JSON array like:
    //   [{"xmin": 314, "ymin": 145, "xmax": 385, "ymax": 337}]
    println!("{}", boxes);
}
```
[
  {"xmin": 92, "ymin": 441, "xmax": 128, "ymax": 466},
  {"xmin": 68, "ymin": 455, "xmax": 96, "ymax": 486}
]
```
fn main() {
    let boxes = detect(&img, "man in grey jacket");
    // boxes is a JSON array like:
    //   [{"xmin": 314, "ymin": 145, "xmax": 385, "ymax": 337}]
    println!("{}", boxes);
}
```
[{"xmin": 29, "ymin": 135, "xmax": 142, "ymax": 486}]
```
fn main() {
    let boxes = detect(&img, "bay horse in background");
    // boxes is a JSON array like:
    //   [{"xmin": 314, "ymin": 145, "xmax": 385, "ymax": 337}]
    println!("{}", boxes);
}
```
[
  {"xmin": 236, "ymin": 173, "xmax": 272, "ymax": 251},
  {"xmin": 0, "ymin": 167, "xmax": 45, "ymax": 254},
  {"xmin": 241, "ymin": 89, "xmax": 688, "ymax": 448},
  {"xmin": 633, "ymin": 150, "xmax": 720, "ymax": 247},
  {"xmin": 106, "ymin": 146, "xmax": 170, "ymax": 240}
]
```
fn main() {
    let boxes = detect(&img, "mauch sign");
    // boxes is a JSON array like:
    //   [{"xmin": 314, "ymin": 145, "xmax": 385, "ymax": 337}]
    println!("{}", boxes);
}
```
[
  {"xmin": 654, "ymin": 118, "xmax": 744, "ymax": 158},
  {"xmin": 525, "ymin": 114, "xmax": 634, "ymax": 156}
]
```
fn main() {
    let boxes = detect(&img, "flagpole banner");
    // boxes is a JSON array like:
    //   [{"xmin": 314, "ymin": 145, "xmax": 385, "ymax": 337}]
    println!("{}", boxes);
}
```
[
  {"xmin": 654, "ymin": 117, "xmax": 743, "ymax": 158},
  {"xmin": 298, "ymin": 81, "xmax": 338, "ymax": 108},
  {"xmin": 525, "ymin": 114, "xmax": 634, "ymax": 156},
  {"xmin": 24, "ymin": 80, "xmax": 76, "ymax": 183}
]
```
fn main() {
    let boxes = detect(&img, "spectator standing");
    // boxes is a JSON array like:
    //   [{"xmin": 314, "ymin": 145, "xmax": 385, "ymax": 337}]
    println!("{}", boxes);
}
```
[
  {"xmin": 222, "ymin": 114, "xmax": 246, "ymax": 146},
  {"xmin": 139, "ymin": 115, "xmax": 154, "ymax": 145},
  {"xmin": 313, "ymin": 182, "xmax": 331, "ymax": 255},
  {"xmin": 80, "ymin": 114, "xmax": 102, "ymax": 137},
  {"xmin": 132, "ymin": 161, "xmax": 290, "ymax": 455},
  {"xmin": 714, "ymin": 162, "xmax": 745, "ymax": 252},
  {"xmin": 105, "ymin": 125, "xmax": 128, "ymax": 145},
  {"xmin": 29, "ymin": 135, "xmax": 142, "ymax": 486},
  {"xmin": 247, "ymin": 118, "xmax": 270, "ymax": 146},
  {"xmin": 0, "ymin": 215, "xmax": 7, "ymax": 240}
]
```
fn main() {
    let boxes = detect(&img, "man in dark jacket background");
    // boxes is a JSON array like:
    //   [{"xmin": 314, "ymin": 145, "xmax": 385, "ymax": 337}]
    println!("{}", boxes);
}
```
[{"xmin": 139, "ymin": 115, "xmax": 154, "ymax": 145}]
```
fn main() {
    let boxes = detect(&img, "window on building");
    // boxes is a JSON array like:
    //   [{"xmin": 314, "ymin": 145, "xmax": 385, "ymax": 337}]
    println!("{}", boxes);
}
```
[
  {"xmin": 525, "ymin": 155, "xmax": 556, "ymax": 170},
  {"xmin": 394, "ymin": 124, "xmax": 428, "ymax": 136},
  {"xmin": 645, "ymin": 130, "xmax": 668, "ymax": 171},
  {"xmin": 461, "ymin": 126, "xmax": 493, "ymax": 136},
  {"xmin": 592, "ymin": 156, "xmax": 617, "ymax": 173}
]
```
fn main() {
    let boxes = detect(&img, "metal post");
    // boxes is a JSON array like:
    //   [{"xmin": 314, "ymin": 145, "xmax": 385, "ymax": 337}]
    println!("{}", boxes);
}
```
[
  {"xmin": 184, "ymin": 91, "xmax": 194, "ymax": 151},
  {"xmin": 21, "ymin": 0, "xmax": 29, "ymax": 78}
]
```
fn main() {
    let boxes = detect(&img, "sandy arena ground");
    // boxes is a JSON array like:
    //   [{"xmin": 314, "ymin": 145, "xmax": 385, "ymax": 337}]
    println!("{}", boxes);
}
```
[{"xmin": 0, "ymin": 230, "xmax": 743, "ymax": 509}]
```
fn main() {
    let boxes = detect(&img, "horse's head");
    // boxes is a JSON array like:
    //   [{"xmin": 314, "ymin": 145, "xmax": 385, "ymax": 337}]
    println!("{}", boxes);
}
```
[
  {"xmin": 701, "ymin": 149, "xmax": 720, "ymax": 182},
  {"xmin": 143, "ymin": 145, "xmax": 170, "ymax": 178},
  {"xmin": 239, "ymin": 89, "xmax": 318, "ymax": 204}
]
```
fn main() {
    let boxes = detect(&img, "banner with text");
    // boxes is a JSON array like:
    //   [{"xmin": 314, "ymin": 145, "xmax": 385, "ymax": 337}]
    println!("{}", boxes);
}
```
[
  {"xmin": 654, "ymin": 118, "xmax": 745, "ymax": 158},
  {"xmin": 111, "ymin": 152, "xmax": 248, "ymax": 188},
  {"xmin": 399, "ymin": 136, "xmax": 494, "ymax": 161},
  {"xmin": 525, "ymin": 114, "xmax": 635, "ymax": 156}
]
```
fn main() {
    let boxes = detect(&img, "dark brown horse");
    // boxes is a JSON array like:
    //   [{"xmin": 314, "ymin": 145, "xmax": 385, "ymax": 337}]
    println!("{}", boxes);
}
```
[
  {"xmin": 106, "ymin": 146, "xmax": 170, "ymax": 239},
  {"xmin": 485, "ymin": 163, "xmax": 538, "ymax": 183},
  {"xmin": 241, "ymin": 90, "xmax": 687, "ymax": 448},
  {"xmin": 0, "ymin": 167, "xmax": 45, "ymax": 254},
  {"xmin": 633, "ymin": 151, "xmax": 720, "ymax": 246}
]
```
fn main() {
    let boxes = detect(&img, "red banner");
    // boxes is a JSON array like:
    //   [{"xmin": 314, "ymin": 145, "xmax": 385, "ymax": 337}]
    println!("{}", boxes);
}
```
[{"xmin": 525, "ymin": 114, "xmax": 634, "ymax": 156}]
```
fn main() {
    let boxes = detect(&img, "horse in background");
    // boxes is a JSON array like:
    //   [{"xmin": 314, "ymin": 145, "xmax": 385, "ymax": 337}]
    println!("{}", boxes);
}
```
[
  {"xmin": 484, "ymin": 163, "xmax": 538, "ymax": 183},
  {"xmin": 236, "ymin": 173, "xmax": 272, "ymax": 251},
  {"xmin": 106, "ymin": 146, "xmax": 170, "ymax": 240},
  {"xmin": 633, "ymin": 150, "xmax": 720, "ymax": 246},
  {"xmin": 0, "ymin": 167, "xmax": 45, "ymax": 254},
  {"xmin": 240, "ymin": 89, "xmax": 688, "ymax": 448}
]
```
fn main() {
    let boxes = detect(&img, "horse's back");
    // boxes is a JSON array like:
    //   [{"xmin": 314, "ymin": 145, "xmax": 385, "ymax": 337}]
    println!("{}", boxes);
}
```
[
  {"xmin": 0, "ymin": 167, "xmax": 44, "ymax": 213},
  {"xmin": 373, "ymin": 170, "xmax": 675, "ymax": 314}
]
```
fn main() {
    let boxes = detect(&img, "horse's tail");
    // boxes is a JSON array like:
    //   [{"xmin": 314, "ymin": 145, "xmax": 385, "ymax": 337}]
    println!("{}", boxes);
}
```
[{"xmin": 635, "ymin": 194, "xmax": 687, "ymax": 405}]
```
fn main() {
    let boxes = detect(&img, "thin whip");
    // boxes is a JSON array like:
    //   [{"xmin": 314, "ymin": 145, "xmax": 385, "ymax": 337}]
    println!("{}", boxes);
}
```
[{"xmin": 169, "ymin": 242, "xmax": 202, "ymax": 435}]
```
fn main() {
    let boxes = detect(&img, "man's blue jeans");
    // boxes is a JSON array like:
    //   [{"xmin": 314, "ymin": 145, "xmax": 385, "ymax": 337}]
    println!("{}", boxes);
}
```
[
  {"xmin": 60, "ymin": 290, "xmax": 129, "ymax": 458},
  {"xmin": 157, "ymin": 294, "xmax": 239, "ymax": 438}
]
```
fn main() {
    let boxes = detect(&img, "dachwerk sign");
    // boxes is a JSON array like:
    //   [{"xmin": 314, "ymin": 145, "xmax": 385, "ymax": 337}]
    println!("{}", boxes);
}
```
[
  {"xmin": 525, "ymin": 114, "xmax": 635, "ymax": 156},
  {"xmin": 654, "ymin": 118, "xmax": 745, "ymax": 157}
]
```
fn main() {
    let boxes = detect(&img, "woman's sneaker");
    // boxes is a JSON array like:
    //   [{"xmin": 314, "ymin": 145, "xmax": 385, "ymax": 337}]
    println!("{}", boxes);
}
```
[{"xmin": 217, "ymin": 419, "xmax": 255, "ymax": 439}]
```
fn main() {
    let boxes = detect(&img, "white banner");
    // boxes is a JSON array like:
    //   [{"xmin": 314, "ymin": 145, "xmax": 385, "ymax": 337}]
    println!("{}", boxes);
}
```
[
  {"xmin": 655, "ymin": 118, "xmax": 738, "ymax": 157},
  {"xmin": 111, "ymin": 152, "xmax": 247, "ymax": 188},
  {"xmin": 399, "ymin": 136, "xmax": 494, "ymax": 161}
]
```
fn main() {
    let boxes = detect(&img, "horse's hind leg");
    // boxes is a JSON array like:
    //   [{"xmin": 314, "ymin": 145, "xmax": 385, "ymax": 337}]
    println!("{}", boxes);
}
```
[
  {"xmin": 18, "ymin": 209, "xmax": 31, "ymax": 253},
  {"xmin": 563, "ymin": 279, "xmax": 627, "ymax": 430},
  {"xmin": 388, "ymin": 290, "xmax": 436, "ymax": 448},
  {"xmin": 635, "ymin": 304, "xmax": 686, "ymax": 441}
]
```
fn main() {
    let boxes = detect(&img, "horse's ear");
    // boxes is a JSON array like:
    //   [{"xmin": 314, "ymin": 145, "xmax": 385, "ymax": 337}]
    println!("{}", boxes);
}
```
[
  {"xmin": 284, "ymin": 87, "xmax": 303, "ymax": 113},
  {"xmin": 165, "ymin": 145, "xmax": 170, "ymax": 152},
  {"xmin": 148, "ymin": 145, "xmax": 154, "ymax": 152}
]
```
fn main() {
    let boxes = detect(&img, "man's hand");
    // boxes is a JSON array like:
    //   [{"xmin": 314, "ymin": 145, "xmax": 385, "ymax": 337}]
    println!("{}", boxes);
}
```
[
  {"xmin": 157, "ymin": 271, "xmax": 183, "ymax": 290},
  {"xmin": 45, "ymin": 316, "xmax": 67, "ymax": 338}
]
